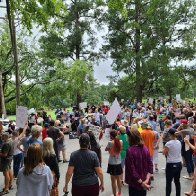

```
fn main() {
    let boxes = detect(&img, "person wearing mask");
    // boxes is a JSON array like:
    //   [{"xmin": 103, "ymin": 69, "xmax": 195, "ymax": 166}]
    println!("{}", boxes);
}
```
[
  {"xmin": 163, "ymin": 128, "xmax": 182, "ymax": 196},
  {"xmin": 16, "ymin": 144, "xmax": 53, "ymax": 196},
  {"xmin": 63, "ymin": 133, "xmax": 104, "ymax": 196},
  {"xmin": 105, "ymin": 130, "xmax": 122, "ymax": 196},
  {"xmin": 125, "ymin": 129, "xmax": 153, "ymax": 196}
]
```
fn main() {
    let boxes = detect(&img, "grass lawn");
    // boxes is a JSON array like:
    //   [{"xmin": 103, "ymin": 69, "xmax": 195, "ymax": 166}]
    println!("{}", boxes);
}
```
[{"xmin": 7, "ymin": 110, "xmax": 56, "ymax": 121}]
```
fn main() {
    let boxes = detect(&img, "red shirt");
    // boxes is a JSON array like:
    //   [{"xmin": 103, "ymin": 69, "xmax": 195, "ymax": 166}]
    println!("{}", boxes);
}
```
[{"xmin": 42, "ymin": 128, "xmax": 47, "ymax": 141}]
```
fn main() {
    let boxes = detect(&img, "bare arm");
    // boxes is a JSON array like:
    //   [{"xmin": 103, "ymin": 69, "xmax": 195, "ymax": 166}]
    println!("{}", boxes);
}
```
[
  {"xmin": 18, "ymin": 123, "xmax": 28, "ymax": 140},
  {"xmin": 163, "ymin": 146, "xmax": 169, "ymax": 156},
  {"xmin": 63, "ymin": 166, "xmax": 74, "ymax": 193},
  {"xmin": 184, "ymin": 138, "xmax": 196, "ymax": 151},
  {"xmin": 95, "ymin": 167, "xmax": 104, "ymax": 192}
]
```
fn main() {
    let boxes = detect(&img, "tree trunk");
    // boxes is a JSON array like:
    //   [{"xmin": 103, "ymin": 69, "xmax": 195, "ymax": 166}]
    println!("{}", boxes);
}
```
[
  {"xmin": 6, "ymin": 0, "xmax": 20, "ymax": 106},
  {"xmin": 135, "ymin": 0, "xmax": 142, "ymax": 102},
  {"xmin": 0, "ymin": 72, "xmax": 6, "ymax": 117}
]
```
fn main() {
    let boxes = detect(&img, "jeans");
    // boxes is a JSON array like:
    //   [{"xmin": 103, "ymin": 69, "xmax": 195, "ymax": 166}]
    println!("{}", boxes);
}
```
[
  {"xmin": 13, "ymin": 153, "xmax": 23, "ymax": 177},
  {"xmin": 129, "ymin": 186, "xmax": 147, "ymax": 196},
  {"xmin": 184, "ymin": 150, "xmax": 194, "ymax": 174},
  {"xmin": 166, "ymin": 162, "xmax": 182, "ymax": 196},
  {"xmin": 159, "ymin": 120, "xmax": 164, "ymax": 132}
]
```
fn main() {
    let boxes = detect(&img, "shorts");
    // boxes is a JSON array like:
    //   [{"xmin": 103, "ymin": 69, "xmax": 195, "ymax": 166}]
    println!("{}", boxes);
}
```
[
  {"xmin": 0, "ymin": 159, "xmax": 12, "ymax": 172},
  {"xmin": 107, "ymin": 164, "xmax": 123, "ymax": 176},
  {"xmin": 58, "ymin": 143, "xmax": 66, "ymax": 151},
  {"xmin": 153, "ymin": 149, "xmax": 158, "ymax": 164},
  {"xmin": 72, "ymin": 183, "xmax": 99, "ymax": 196}
]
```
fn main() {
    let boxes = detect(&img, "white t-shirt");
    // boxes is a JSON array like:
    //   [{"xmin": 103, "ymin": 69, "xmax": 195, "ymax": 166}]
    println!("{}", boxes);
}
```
[
  {"xmin": 165, "ymin": 139, "xmax": 182, "ymax": 163},
  {"xmin": 13, "ymin": 137, "xmax": 23, "ymax": 156}
]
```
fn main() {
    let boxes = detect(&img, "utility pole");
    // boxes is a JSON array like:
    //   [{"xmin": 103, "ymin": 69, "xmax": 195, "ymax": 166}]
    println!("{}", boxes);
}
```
[{"xmin": 5, "ymin": 0, "xmax": 20, "ymax": 106}]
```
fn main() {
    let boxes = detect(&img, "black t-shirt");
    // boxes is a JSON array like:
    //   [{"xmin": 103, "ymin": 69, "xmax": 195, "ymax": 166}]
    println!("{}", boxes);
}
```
[
  {"xmin": 47, "ymin": 127, "xmax": 60, "ymax": 145},
  {"xmin": 69, "ymin": 149, "xmax": 100, "ymax": 186}
]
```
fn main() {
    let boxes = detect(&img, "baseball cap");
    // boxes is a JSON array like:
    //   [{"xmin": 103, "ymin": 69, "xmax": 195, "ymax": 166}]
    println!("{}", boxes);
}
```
[{"xmin": 181, "ymin": 119, "xmax": 188, "ymax": 124}]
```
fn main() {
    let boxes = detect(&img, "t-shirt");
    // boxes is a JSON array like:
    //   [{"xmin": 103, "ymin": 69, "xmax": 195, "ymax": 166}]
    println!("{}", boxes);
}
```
[
  {"xmin": 13, "ymin": 137, "xmax": 22, "ymax": 156},
  {"xmin": 69, "ymin": 149, "xmax": 99, "ymax": 186},
  {"xmin": 140, "ymin": 129, "xmax": 155, "ymax": 157},
  {"xmin": 118, "ymin": 134, "xmax": 129, "ymax": 159},
  {"xmin": 165, "ymin": 140, "xmax": 182, "ymax": 163},
  {"xmin": 1, "ymin": 140, "xmax": 13, "ymax": 160},
  {"xmin": 106, "ymin": 140, "xmax": 122, "ymax": 165},
  {"xmin": 47, "ymin": 127, "xmax": 60, "ymax": 146},
  {"xmin": 20, "ymin": 136, "xmax": 31, "ymax": 157}
]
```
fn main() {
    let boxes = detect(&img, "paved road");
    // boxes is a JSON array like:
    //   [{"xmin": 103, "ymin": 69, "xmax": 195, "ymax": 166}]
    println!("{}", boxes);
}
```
[{"xmin": 0, "ymin": 134, "xmax": 192, "ymax": 196}]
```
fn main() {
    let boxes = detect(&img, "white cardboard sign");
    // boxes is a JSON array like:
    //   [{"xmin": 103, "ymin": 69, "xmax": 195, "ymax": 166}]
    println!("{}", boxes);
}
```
[
  {"xmin": 176, "ymin": 94, "xmax": 181, "ymax": 102},
  {"xmin": 104, "ymin": 101, "xmax": 110, "ymax": 106},
  {"xmin": 106, "ymin": 98, "xmax": 121, "ymax": 125},
  {"xmin": 16, "ymin": 106, "xmax": 28, "ymax": 128},
  {"xmin": 79, "ymin": 102, "xmax": 87, "ymax": 110}
]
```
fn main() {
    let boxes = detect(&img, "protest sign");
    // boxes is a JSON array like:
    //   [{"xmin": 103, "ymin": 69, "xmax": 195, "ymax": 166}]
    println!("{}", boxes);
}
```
[
  {"xmin": 28, "ymin": 108, "xmax": 35, "ymax": 115},
  {"xmin": 79, "ymin": 102, "xmax": 87, "ymax": 110},
  {"xmin": 16, "ymin": 106, "xmax": 28, "ymax": 128},
  {"xmin": 105, "ymin": 127, "xmax": 111, "ymax": 139},
  {"xmin": 176, "ymin": 94, "xmax": 181, "ymax": 102},
  {"xmin": 106, "ymin": 98, "xmax": 121, "ymax": 125},
  {"xmin": 148, "ymin": 98, "xmax": 153, "ymax": 104},
  {"xmin": 104, "ymin": 101, "xmax": 110, "ymax": 106},
  {"xmin": 88, "ymin": 125, "xmax": 100, "ymax": 141}
]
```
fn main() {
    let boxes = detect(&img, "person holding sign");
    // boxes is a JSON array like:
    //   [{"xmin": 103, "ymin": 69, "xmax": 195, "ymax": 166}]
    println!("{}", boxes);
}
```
[{"xmin": 105, "ymin": 130, "xmax": 122, "ymax": 196}]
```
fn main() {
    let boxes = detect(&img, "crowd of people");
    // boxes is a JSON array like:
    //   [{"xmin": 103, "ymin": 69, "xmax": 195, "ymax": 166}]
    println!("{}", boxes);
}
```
[{"xmin": 0, "ymin": 98, "xmax": 195, "ymax": 196}]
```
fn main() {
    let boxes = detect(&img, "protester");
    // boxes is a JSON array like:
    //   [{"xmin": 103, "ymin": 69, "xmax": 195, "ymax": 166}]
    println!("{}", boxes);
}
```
[
  {"xmin": 12, "ymin": 125, "xmax": 27, "ymax": 179},
  {"xmin": 184, "ymin": 130, "xmax": 196, "ymax": 196},
  {"xmin": 0, "ymin": 132, "xmax": 13, "ymax": 195},
  {"xmin": 27, "ymin": 125, "xmax": 43, "ymax": 146},
  {"xmin": 63, "ymin": 133, "xmax": 104, "ymax": 196},
  {"xmin": 175, "ymin": 119, "xmax": 194, "ymax": 180},
  {"xmin": 117, "ymin": 125, "xmax": 129, "ymax": 185},
  {"xmin": 43, "ymin": 138, "xmax": 60, "ymax": 196},
  {"xmin": 105, "ymin": 130, "xmax": 122, "ymax": 196},
  {"xmin": 42, "ymin": 123, "xmax": 49, "ymax": 141},
  {"xmin": 163, "ymin": 128, "xmax": 182, "ymax": 196},
  {"xmin": 17, "ymin": 127, "xmax": 31, "ymax": 164},
  {"xmin": 47, "ymin": 120, "xmax": 64, "ymax": 162},
  {"xmin": 88, "ymin": 131, "xmax": 102, "ymax": 166},
  {"xmin": 57, "ymin": 127, "xmax": 68, "ymax": 163},
  {"xmin": 140, "ymin": 123, "xmax": 155, "ymax": 160},
  {"xmin": 125, "ymin": 129, "xmax": 153, "ymax": 196},
  {"xmin": 16, "ymin": 144, "xmax": 53, "ymax": 196}
]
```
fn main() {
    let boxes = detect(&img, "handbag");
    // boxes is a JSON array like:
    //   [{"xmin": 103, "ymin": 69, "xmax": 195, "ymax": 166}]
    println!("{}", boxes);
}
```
[{"xmin": 50, "ymin": 172, "xmax": 59, "ymax": 196}]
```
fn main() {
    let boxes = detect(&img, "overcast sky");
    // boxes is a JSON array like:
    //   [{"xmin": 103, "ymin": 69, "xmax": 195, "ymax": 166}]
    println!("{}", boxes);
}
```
[{"xmin": 0, "ymin": 1, "xmax": 114, "ymax": 84}]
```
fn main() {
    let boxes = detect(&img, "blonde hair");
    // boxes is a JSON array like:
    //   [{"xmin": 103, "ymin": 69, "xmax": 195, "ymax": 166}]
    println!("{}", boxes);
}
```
[
  {"xmin": 42, "ymin": 137, "xmax": 55, "ymax": 157},
  {"xmin": 55, "ymin": 120, "xmax": 60, "ymax": 127}
]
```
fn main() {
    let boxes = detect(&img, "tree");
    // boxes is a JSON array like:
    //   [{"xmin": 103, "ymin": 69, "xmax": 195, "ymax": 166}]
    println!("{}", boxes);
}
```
[{"xmin": 104, "ymin": 0, "xmax": 196, "ymax": 102}]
